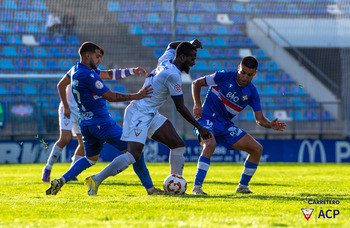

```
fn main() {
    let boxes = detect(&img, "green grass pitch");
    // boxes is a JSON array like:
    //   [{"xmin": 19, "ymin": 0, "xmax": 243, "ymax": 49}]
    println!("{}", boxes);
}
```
[{"xmin": 0, "ymin": 163, "xmax": 349, "ymax": 227}]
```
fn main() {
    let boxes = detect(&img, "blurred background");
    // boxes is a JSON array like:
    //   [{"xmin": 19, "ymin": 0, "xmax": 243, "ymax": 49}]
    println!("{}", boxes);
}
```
[{"xmin": 0, "ymin": 0, "xmax": 349, "ymax": 143}]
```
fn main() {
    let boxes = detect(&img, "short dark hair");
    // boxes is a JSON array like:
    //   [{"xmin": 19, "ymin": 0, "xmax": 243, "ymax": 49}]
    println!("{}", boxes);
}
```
[
  {"xmin": 241, "ymin": 56, "xmax": 258, "ymax": 69},
  {"xmin": 79, "ymin": 41, "xmax": 104, "ymax": 57},
  {"xmin": 175, "ymin": 42, "xmax": 197, "ymax": 57}
]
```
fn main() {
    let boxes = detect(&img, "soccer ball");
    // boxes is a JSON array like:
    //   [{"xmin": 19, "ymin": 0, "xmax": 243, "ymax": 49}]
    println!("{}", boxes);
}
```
[{"xmin": 163, "ymin": 174, "xmax": 187, "ymax": 195}]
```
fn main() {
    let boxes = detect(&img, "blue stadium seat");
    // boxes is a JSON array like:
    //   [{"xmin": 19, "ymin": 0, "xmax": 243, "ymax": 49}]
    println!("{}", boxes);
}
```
[
  {"xmin": 156, "ymin": 37, "xmax": 168, "ymax": 47},
  {"xmin": 149, "ymin": 2, "xmax": 162, "ymax": 11},
  {"xmin": 199, "ymin": 37, "xmax": 213, "ymax": 47},
  {"xmin": 215, "ymin": 25, "xmax": 229, "ymax": 35},
  {"xmin": 45, "ymin": 60, "xmax": 60, "ymax": 70},
  {"xmin": 130, "ymin": 25, "xmax": 143, "ymax": 35},
  {"xmin": 159, "ymin": 25, "xmax": 171, "ymax": 35},
  {"xmin": 277, "ymin": 85, "xmax": 292, "ymax": 96},
  {"xmin": 29, "ymin": 11, "xmax": 44, "ymax": 22},
  {"xmin": 192, "ymin": 61, "xmax": 209, "ymax": 71},
  {"xmin": 0, "ymin": 85, "xmax": 7, "ymax": 95},
  {"xmin": 11, "ymin": 23, "xmax": 24, "ymax": 33},
  {"xmin": 37, "ymin": 35, "xmax": 51, "ymax": 45},
  {"xmin": 4, "ymin": 0, "xmax": 17, "ymax": 9},
  {"xmin": 203, "ymin": 14, "xmax": 216, "ymax": 24},
  {"xmin": 60, "ymin": 59, "xmax": 73, "ymax": 69},
  {"xmin": 160, "ymin": 14, "xmax": 171, "ymax": 23},
  {"xmin": 231, "ymin": 15, "xmax": 245, "ymax": 24},
  {"xmin": 122, "ymin": 2, "xmax": 135, "ymax": 11},
  {"xmin": 25, "ymin": 23, "xmax": 40, "ymax": 34},
  {"xmin": 279, "ymin": 73, "xmax": 294, "ymax": 83},
  {"xmin": 260, "ymin": 4, "xmax": 272, "ymax": 13},
  {"xmin": 1, "ymin": 12, "xmax": 13, "ymax": 21},
  {"xmin": 132, "ymin": 13, "xmax": 146, "ymax": 23},
  {"xmin": 232, "ymin": 3, "xmax": 245, "ymax": 13},
  {"xmin": 4, "ymin": 47, "xmax": 18, "ymax": 57},
  {"xmin": 23, "ymin": 84, "xmax": 38, "ymax": 95},
  {"xmin": 33, "ymin": 47, "xmax": 48, "ymax": 57},
  {"xmin": 0, "ymin": 35, "xmax": 7, "ymax": 45},
  {"xmin": 163, "ymin": 2, "xmax": 172, "ymax": 12},
  {"xmin": 30, "ymin": 59, "xmax": 44, "ymax": 70},
  {"xmin": 7, "ymin": 35, "xmax": 22, "ymax": 45},
  {"xmin": 321, "ymin": 111, "xmax": 334, "ymax": 121},
  {"xmin": 66, "ymin": 36, "xmax": 80, "ymax": 45},
  {"xmin": 304, "ymin": 110, "xmax": 319, "ymax": 121},
  {"xmin": 305, "ymin": 98, "xmax": 320, "ymax": 108},
  {"xmin": 48, "ymin": 47, "xmax": 61, "ymax": 57},
  {"xmin": 0, "ymin": 23, "xmax": 10, "ymax": 33},
  {"xmin": 177, "ymin": 3, "xmax": 190, "ymax": 12},
  {"xmin": 314, "ymin": 5, "xmax": 327, "ymax": 14},
  {"xmin": 228, "ymin": 26, "xmax": 243, "ymax": 35},
  {"xmin": 142, "ymin": 36, "xmax": 156, "ymax": 46},
  {"xmin": 145, "ymin": 25, "xmax": 158, "ymax": 34},
  {"xmin": 227, "ymin": 37, "xmax": 241, "ymax": 47},
  {"xmin": 219, "ymin": 3, "xmax": 231, "ymax": 12},
  {"xmin": 291, "ymin": 85, "xmax": 307, "ymax": 96},
  {"xmin": 15, "ymin": 59, "xmax": 29, "ymax": 70},
  {"xmin": 287, "ymin": 4, "xmax": 300, "ymax": 14},
  {"xmin": 52, "ymin": 36, "xmax": 65, "ymax": 45},
  {"xmin": 147, "ymin": 13, "xmax": 161, "ymax": 23},
  {"xmin": 39, "ymin": 84, "xmax": 53, "ymax": 94},
  {"xmin": 107, "ymin": 2, "xmax": 121, "ymax": 11},
  {"xmin": 241, "ymin": 37, "xmax": 256, "ymax": 47},
  {"xmin": 201, "ymin": 25, "xmax": 215, "ymax": 35},
  {"xmin": 211, "ymin": 49, "xmax": 224, "ymax": 59},
  {"xmin": 1, "ymin": 59, "xmax": 15, "ymax": 70},
  {"xmin": 246, "ymin": 3, "xmax": 259, "ymax": 13},
  {"xmin": 205, "ymin": 3, "xmax": 218, "ymax": 12},
  {"xmin": 35, "ymin": 97, "xmax": 49, "ymax": 108},
  {"xmin": 62, "ymin": 47, "xmax": 77, "ymax": 57},
  {"xmin": 119, "ymin": 13, "xmax": 132, "ymax": 23},
  {"xmin": 197, "ymin": 49, "xmax": 211, "ymax": 59},
  {"xmin": 257, "ymin": 61, "xmax": 267, "ymax": 71},
  {"xmin": 265, "ymin": 73, "xmax": 277, "ymax": 83},
  {"xmin": 290, "ymin": 97, "xmax": 306, "ymax": 108},
  {"xmin": 176, "ymin": 13, "xmax": 188, "ymax": 23},
  {"xmin": 261, "ymin": 98, "xmax": 276, "ymax": 108},
  {"xmin": 15, "ymin": 11, "xmax": 28, "ymax": 21},
  {"xmin": 188, "ymin": 14, "xmax": 202, "ymax": 23},
  {"xmin": 18, "ymin": 0, "xmax": 31, "ymax": 9},
  {"xmin": 135, "ymin": 2, "xmax": 148, "ymax": 11},
  {"xmin": 191, "ymin": 3, "xmax": 205, "ymax": 12},
  {"xmin": 209, "ymin": 61, "xmax": 222, "ymax": 71},
  {"xmin": 253, "ymin": 49, "xmax": 269, "ymax": 59},
  {"xmin": 253, "ymin": 73, "xmax": 264, "ymax": 84},
  {"xmin": 273, "ymin": 4, "xmax": 287, "ymax": 14},
  {"xmin": 276, "ymin": 98, "xmax": 292, "ymax": 108},
  {"xmin": 7, "ymin": 85, "xmax": 21, "ymax": 94},
  {"xmin": 300, "ymin": 4, "xmax": 313, "ymax": 14},
  {"xmin": 225, "ymin": 49, "xmax": 239, "ymax": 59},
  {"xmin": 224, "ymin": 61, "xmax": 236, "ymax": 71},
  {"xmin": 212, "ymin": 37, "xmax": 227, "ymax": 47},
  {"xmin": 262, "ymin": 85, "xmax": 277, "ymax": 96},
  {"xmin": 187, "ymin": 25, "xmax": 201, "ymax": 35},
  {"xmin": 245, "ymin": 112, "xmax": 256, "ymax": 121},
  {"xmin": 176, "ymin": 25, "xmax": 186, "ymax": 35},
  {"xmin": 32, "ymin": 1, "xmax": 48, "ymax": 10}
]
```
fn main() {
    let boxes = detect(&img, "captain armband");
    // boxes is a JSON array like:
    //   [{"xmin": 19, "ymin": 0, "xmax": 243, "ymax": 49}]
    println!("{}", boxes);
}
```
[{"xmin": 112, "ymin": 68, "xmax": 135, "ymax": 80}]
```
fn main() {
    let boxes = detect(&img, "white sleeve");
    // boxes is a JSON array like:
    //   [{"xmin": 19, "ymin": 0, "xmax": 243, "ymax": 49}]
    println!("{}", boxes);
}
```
[
  {"xmin": 205, "ymin": 73, "xmax": 217, "ymax": 86},
  {"xmin": 166, "ymin": 73, "xmax": 183, "ymax": 97},
  {"xmin": 158, "ymin": 49, "xmax": 175, "ymax": 66}
]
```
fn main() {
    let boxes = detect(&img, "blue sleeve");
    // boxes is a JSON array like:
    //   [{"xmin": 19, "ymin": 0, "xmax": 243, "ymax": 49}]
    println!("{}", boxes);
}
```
[
  {"xmin": 213, "ymin": 71, "xmax": 230, "ymax": 85},
  {"xmin": 249, "ymin": 85, "xmax": 262, "ymax": 112},
  {"xmin": 85, "ymin": 72, "xmax": 109, "ymax": 96}
]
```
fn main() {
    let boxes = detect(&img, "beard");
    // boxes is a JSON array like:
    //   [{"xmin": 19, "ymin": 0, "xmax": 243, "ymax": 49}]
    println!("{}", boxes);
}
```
[{"xmin": 183, "ymin": 65, "xmax": 190, "ymax": 74}]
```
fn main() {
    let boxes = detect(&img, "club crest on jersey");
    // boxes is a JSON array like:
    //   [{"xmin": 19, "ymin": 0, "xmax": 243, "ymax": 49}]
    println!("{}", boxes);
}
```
[
  {"xmin": 174, "ymin": 84, "xmax": 182, "ymax": 93},
  {"xmin": 95, "ymin": 80, "xmax": 104, "ymax": 89},
  {"xmin": 242, "ymin": 95, "xmax": 248, "ymax": 101},
  {"xmin": 64, "ymin": 119, "xmax": 69, "ymax": 126},
  {"xmin": 134, "ymin": 128, "xmax": 142, "ymax": 137}
]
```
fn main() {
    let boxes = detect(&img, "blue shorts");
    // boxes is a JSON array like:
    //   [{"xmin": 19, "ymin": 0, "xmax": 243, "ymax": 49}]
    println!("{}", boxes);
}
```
[
  {"xmin": 81, "ymin": 118, "xmax": 127, "ymax": 157},
  {"xmin": 194, "ymin": 116, "xmax": 247, "ymax": 149}
]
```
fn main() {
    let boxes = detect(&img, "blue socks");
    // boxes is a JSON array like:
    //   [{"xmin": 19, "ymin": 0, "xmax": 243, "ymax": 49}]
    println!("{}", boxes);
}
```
[
  {"xmin": 239, "ymin": 160, "xmax": 258, "ymax": 186},
  {"xmin": 62, "ymin": 157, "xmax": 92, "ymax": 182},
  {"xmin": 132, "ymin": 152, "xmax": 153, "ymax": 189},
  {"xmin": 194, "ymin": 156, "xmax": 211, "ymax": 187}
]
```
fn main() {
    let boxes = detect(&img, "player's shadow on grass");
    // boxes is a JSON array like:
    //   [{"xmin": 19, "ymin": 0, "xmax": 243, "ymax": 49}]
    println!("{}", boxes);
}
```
[{"xmin": 204, "ymin": 181, "xmax": 292, "ymax": 187}]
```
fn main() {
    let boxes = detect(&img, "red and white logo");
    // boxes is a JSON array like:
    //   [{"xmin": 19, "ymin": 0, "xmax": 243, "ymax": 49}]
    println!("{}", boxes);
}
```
[
  {"xmin": 64, "ymin": 119, "xmax": 69, "ymax": 126},
  {"xmin": 301, "ymin": 207, "xmax": 314, "ymax": 221},
  {"xmin": 174, "ymin": 84, "xmax": 181, "ymax": 93},
  {"xmin": 134, "ymin": 128, "xmax": 142, "ymax": 137},
  {"xmin": 95, "ymin": 80, "xmax": 104, "ymax": 89}
]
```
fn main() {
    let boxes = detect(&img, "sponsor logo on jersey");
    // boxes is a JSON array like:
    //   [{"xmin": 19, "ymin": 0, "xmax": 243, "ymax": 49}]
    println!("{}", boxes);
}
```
[
  {"xmin": 80, "ymin": 112, "xmax": 93, "ymax": 120},
  {"xmin": 95, "ymin": 80, "xmax": 104, "ymax": 89},
  {"xmin": 174, "ymin": 84, "xmax": 182, "ymax": 93},
  {"xmin": 92, "ymin": 92, "xmax": 102, "ymax": 100}
]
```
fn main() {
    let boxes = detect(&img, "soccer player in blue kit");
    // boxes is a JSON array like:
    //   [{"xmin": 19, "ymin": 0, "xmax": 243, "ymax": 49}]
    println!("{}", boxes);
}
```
[
  {"xmin": 45, "ymin": 41, "xmax": 164, "ymax": 195},
  {"xmin": 191, "ymin": 56, "xmax": 287, "ymax": 194}
]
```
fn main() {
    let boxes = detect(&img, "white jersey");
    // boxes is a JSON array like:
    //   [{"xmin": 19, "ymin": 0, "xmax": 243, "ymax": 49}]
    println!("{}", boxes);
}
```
[
  {"xmin": 58, "ymin": 67, "xmax": 77, "ymax": 110},
  {"xmin": 130, "ymin": 48, "xmax": 183, "ymax": 114}
]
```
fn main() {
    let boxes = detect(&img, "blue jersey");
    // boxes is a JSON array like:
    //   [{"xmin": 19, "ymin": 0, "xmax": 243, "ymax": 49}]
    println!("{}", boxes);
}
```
[
  {"xmin": 202, "ymin": 71, "xmax": 262, "ymax": 122},
  {"xmin": 71, "ymin": 62, "xmax": 110, "ymax": 126}
]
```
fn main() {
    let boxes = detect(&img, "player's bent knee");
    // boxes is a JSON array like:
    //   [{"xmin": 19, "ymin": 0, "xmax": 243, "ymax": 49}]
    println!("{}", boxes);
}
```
[{"xmin": 204, "ymin": 138, "xmax": 216, "ymax": 150}]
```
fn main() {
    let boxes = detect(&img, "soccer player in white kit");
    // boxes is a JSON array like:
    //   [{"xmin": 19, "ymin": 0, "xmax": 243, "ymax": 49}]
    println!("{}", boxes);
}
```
[
  {"xmin": 84, "ymin": 40, "xmax": 212, "ymax": 195},
  {"xmin": 42, "ymin": 64, "xmax": 148, "ymax": 183}
]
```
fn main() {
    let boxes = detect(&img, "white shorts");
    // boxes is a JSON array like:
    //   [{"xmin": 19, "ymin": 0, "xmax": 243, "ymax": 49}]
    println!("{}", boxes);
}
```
[
  {"xmin": 58, "ymin": 105, "xmax": 81, "ymax": 136},
  {"xmin": 121, "ymin": 104, "xmax": 167, "ymax": 144}
]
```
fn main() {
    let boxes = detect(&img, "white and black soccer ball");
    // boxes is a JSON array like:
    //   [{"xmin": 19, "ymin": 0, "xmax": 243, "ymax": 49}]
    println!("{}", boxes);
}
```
[{"xmin": 163, "ymin": 174, "xmax": 187, "ymax": 195}]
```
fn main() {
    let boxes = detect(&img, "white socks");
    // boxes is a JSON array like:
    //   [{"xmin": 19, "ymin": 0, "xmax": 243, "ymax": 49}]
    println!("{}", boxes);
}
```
[
  {"xmin": 70, "ymin": 155, "xmax": 83, "ymax": 168},
  {"xmin": 169, "ymin": 147, "xmax": 185, "ymax": 176},
  {"xmin": 46, "ymin": 144, "xmax": 63, "ymax": 169}
]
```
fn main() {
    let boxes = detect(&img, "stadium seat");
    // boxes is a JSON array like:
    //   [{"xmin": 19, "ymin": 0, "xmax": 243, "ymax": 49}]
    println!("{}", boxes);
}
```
[
  {"xmin": 48, "ymin": 47, "xmax": 61, "ymax": 57},
  {"xmin": 135, "ymin": 2, "xmax": 148, "ymax": 11},
  {"xmin": 197, "ymin": 49, "xmax": 211, "ymax": 59},
  {"xmin": 60, "ymin": 59, "xmax": 73, "ymax": 69},
  {"xmin": 0, "ymin": 85, "xmax": 7, "ymax": 95},
  {"xmin": 4, "ymin": 0, "xmax": 17, "ymax": 9},
  {"xmin": 253, "ymin": 73, "xmax": 264, "ymax": 83},
  {"xmin": 257, "ymin": 61, "xmax": 267, "ymax": 71},
  {"xmin": 277, "ymin": 85, "xmax": 292, "ymax": 96},
  {"xmin": 0, "ymin": 59, "xmax": 15, "ymax": 70},
  {"xmin": 29, "ymin": 12, "xmax": 44, "ymax": 21},
  {"xmin": 287, "ymin": 4, "xmax": 300, "ymax": 14},
  {"xmin": 130, "ymin": 25, "xmax": 143, "ymax": 35},
  {"xmin": 262, "ymin": 85, "xmax": 278, "ymax": 96},
  {"xmin": 245, "ymin": 112, "xmax": 256, "ymax": 121},
  {"xmin": 211, "ymin": 49, "xmax": 224, "ymax": 59},
  {"xmin": 205, "ymin": 3, "xmax": 218, "ymax": 12},
  {"xmin": 300, "ymin": 4, "xmax": 313, "ymax": 14},
  {"xmin": 260, "ymin": 4, "xmax": 272, "ymax": 13},
  {"xmin": 231, "ymin": 15, "xmax": 245, "ymax": 24},
  {"xmin": 290, "ymin": 97, "xmax": 306, "ymax": 108},
  {"xmin": 224, "ymin": 61, "xmax": 236, "ymax": 71},
  {"xmin": 279, "ymin": 73, "xmax": 294, "ymax": 83},
  {"xmin": 132, "ymin": 13, "xmax": 146, "ymax": 23},
  {"xmin": 1, "ymin": 12, "xmax": 13, "ymax": 21},
  {"xmin": 149, "ymin": 2, "xmax": 162, "ymax": 11},
  {"xmin": 321, "ymin": 110, "xmax": 334, "ymax": 121},
  {"xmin": 241, "ymin": 37, "xmax": 256, "ymax": 47},
  {"xmin": 23, "ymin": 84, "xmax": 38, "ymax": 95},
  {"xmin": 246, "ymin": 3, "xmax": 259, "ymax": 13},
  {"xmin": 203, "ymin": 14, "xmax": 216, "ymax": 24},
  {"xmin": 15, "ymin": 11, "xmax": 28, "ymax": 21},
  {"xmin": 188, "ymin": 14, "xmax": 202, "ymax": 23},
  {"xmin": 227, "ymin": 37, "xmax": 241, "ymax": 47},
  {"xmin": 121, "ymin": 2, "xmax": 135, "ymax": 11},
  {"xmin": 304, "ymin": 110, "xmax": 319, "ymax": 121},
  {"xmin": 201, "ymin": 25, "xmax": 215, "ymax": 35},
  {"xmin": 176, "ymin": 25, "xmax": 186, "ymax": 35},
  {"xmin": 147, "ymin": 13, "xmax": 161, "ymax": 23},
  {"xmin": 156, "ymin": 37, "xmax": 168, "ymax": 47},
  {"xmin": 66, "ymin": 36, "xmax": 80, "ymax": 45},
  {"xmin": 225, "ymin": 49, "xmax": 239, "ymax": 59},
  {"xmin": 198, "ymin": 37, "xmax": 213, "ymax": 47},
  {"xmin": 32, "ymin": 1, "xmax": 48, "ymax": 10},
  {"xmin": 232, "ymin": 3, "xmax": 245, "ymax": 13},
  {"xmin": 52, "ymin": 36, "xmax": 65, "ymax": 45},
  {"xmin": 30, "ymin": 59, "xmax": 44, "ymax": 70},
  {"xmin": 45, "ymin": 60, "xmax": 60, "ymax": 70},
  {"xmin": 229, "ymin": 26, "xmax": 243, "ymax": 35},
  {"xmin": 62, "ymin": 47, "xmax": 77, "ymax": 57},
  {"xmin": 33, "ymin": 47, "xmax": 48, "ymax": 57},
  {"xmin": 37, "ymin": 35, "xmax": 51, "ymax": 45},
  {"xmin": 273, "ymin": 4, "xmax": 286, "ymax": 14},
  {"xmin": 163, "ymin": 2, "xmax": 172, "ymax": 12},
  {"xmin": 192, "ymin": 61, "xmax": 209, "ymax": 71},
  {"xmin": 119, "ymin": 13, "xmax": 132, "ymax": 23},
  {"xmin": 305, "ymin": 98, "xmax": 320, "ymax": 108},
  {"xmin": 142, "ymin": 37, "xmax": 156, "ymax": 46},
  {"xmin": 190, "ymin": 3, "xmax": 205, "ymax": 12},
  {"xmin": 0, "ymin": 23, "xmax": 10, "ymax": 33},
  {"xmin": 11, "ymin": 23, "xmax": 24, "ymax": 33},
  {"xmin": 18, "ymin": 0, "xmax": 31, "ymax": 9},
  {"xmin": 276, "ymin": 98, "xmax": 292, "ymax": 108},
  {"xmin": 253, "ymin": 49, "xmax": 269, "ymax": 59},
  {"xmin": 291, "ymin": 85, "xmax": 307, "ymax": 96},
  {"xmin": 160, "ymin": 13, "xmax": 171, "ymax": 23},
  {"xmin": 262, "ymin": 98, "xmax": 276, "ymax": 108},
  {"xmin": 7, "ymin": 85, "xmax": 21, "ymax": 94},
  {"xmin": 265, "ymin": 73, "xmax": 277, "ymax": 83},
  {"xmin": 107, "ymin": 1, "xmax": 121, "ymax": 11},
  {"xmin": 209, "ymin": 61, "xmax": 222, "ymax": 71},
  {"xmin": 15, "ymin": 59, "xmax": 29, "ymax": 70},
  {"xmin": 176, "ymin": 13, "xmax": 188, "ymax": 23},
  {"xmin": 7, "ymin": 35, "xmax": 21, "ymax": 45},
  {"xmin": 3, "ymin": 47, "xmax": 18, "ymax": 57},
  {"xmin": 22, "ymin": 34, "xmax": 38, "ymax": 45},
  {"xmin": 266, "ymin": 61, "xmax": 281, "ymax": 71},
  {"xmin": 177, "ymin": 3, "xmax": 190, "ymax": 12},
  {"xmin": 39, "ymin": 84, "xmax": 53, "ymax": 94},
  {"xmin": 215, "ymin": 26, "xmax": 229, "ymax": 35},
  {"xmin": 219, "ymin": 3, "xmax": 231, "ymax": 12},
  {"xmin": 212, "ymin": 37, "xmax": 227, "ymax": 47},
  {"xmin": 145, "ymin": 25, "xmax": 158, "ymax": 34},
  {"xmin": 187, "ymin": 25, "xmax": 201, "ymax": 35}
]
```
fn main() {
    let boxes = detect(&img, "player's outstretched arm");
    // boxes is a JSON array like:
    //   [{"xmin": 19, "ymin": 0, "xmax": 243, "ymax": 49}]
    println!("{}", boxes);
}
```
[
  {"xmin": 57, "ymin": 75, "xmax": 71, "ymax": 118},
  {"xmin": 102, "ymin": 84, "xmax": 153, "ymax": 102},
  {"xmin": 191, "ymin": 76, "xmax": 208, "ymax": 119},
  {"xmin": 99, "ymin": 67, "xmax": 148, "ymax": 80},
  {"xmin": 254, "ymin": 111, "xmax": 287, "ymax": 131},
  {"xmin": 172, "ymin": 96, "xmax": 212, "ymax": 140}
]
